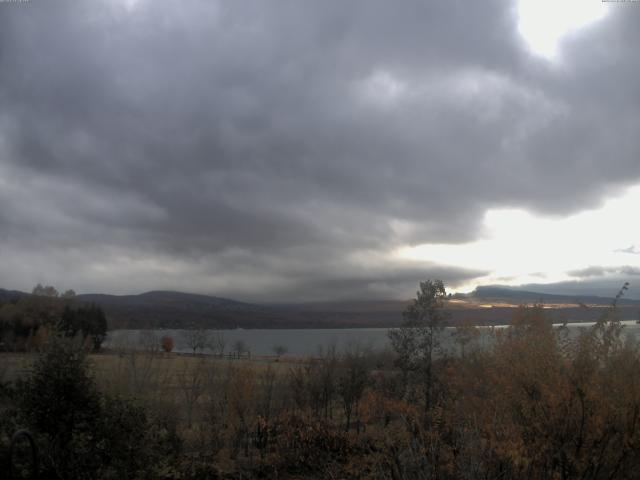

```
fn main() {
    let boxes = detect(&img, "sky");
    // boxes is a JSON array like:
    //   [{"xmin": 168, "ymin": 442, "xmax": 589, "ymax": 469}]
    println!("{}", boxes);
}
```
[{"xmin": 0, "ymin": 0, "xmax": 639, "ymax": 302}]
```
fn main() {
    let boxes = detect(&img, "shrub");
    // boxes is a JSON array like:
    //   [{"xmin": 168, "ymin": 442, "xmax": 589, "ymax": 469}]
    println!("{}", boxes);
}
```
[
  {"xmin": 161, "ymin": 335, "xmax": 174, "ymax": 353},
  {"xmin": 15, "ymin": 335, "xmax": 179, "ymax": 479}
]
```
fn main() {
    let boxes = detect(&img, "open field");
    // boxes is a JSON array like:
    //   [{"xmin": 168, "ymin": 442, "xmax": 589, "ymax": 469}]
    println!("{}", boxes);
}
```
[{"xmin": 1, "ymin": 350, "xmax": 301, "ymax": 386}]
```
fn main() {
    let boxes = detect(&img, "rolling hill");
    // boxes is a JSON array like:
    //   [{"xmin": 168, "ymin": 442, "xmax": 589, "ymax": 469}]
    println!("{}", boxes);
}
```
[{"xmin": 1, "ymin": 286, "xmax": 639, "ymax": 329}]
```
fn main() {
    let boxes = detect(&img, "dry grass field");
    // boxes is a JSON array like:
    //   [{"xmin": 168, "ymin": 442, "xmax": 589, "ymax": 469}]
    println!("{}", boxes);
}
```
[{"xmin": 2, "ymin": 348, "xmax": 307, "ymax": 474}]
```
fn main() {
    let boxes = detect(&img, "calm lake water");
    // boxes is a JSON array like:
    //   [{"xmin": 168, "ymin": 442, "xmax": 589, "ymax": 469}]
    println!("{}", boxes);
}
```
[{"xmin": 105, "ymin": 320, "xmax": 640, "ymax": 357}]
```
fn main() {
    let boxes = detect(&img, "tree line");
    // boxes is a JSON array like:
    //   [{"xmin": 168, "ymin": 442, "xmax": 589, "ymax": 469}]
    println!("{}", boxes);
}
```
[{"xmin": 0, "ymin": 284, "xmax": 107, "ymax": 352}]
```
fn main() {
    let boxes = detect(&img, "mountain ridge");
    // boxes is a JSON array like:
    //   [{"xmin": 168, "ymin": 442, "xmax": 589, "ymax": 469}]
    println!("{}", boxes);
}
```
[
  {"xmin": 471, "ymin": 285, "xmax": 640, "ymax": 306},
  {"xmin": 1, "ymin": 286, "xmax": 639, "ymax": 329}
]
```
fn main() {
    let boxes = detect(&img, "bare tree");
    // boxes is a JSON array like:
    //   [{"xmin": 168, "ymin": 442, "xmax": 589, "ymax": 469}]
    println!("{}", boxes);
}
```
[
  {"xmin": 182, "ymin": 328, "xmax": 211, "ymax": 355},
  {"xmin": 301, "ymin": 345, "xmax": 338, "ymax": 419},
  {"xmin": 338, "ymin": 344, "xmax": 370, "ymax": 432},
  {"xmin": 453, "ymin": 320, "xmax": 481, "ymax": 357},
  {"xmin": 209, "ymin": 330, "xmax": 226, "ymax": 357},
  {"xmin": 177, "ymin": 359, "xmax": 207, "ymax": 428},
  {"xmin": 257, "ymin": 366, "xmax": 277, "ymax": 421},
  {"xmin": 106, "ymin": 332, "xmax": 171, "ymax": 402},
  {"xmin": 272, "ymin": 344, "xmax": 287, "ymax": 359},
  {"xmin": 201, "ymin": 359, "xmax": 227, "ymax": 453},
  {"xmin": 227, "ymin": 365, "xmax": 256, "ymax": 458},
  {"xmin": 255, "ymin": 366, "xmax": 278, "ymax": 458},
  {"xmin": 138, "ymin": 330, "xmax": 160, "ymax": 356},
  {"xmin": 232, "ymin": 339, "xmax": 247, "ymax": 359}
]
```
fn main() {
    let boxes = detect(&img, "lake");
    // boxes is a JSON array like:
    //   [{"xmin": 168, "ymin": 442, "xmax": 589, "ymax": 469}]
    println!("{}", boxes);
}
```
[{"xmin": 105, "ymin": 320, "xmax": 640, "ymax": 357}]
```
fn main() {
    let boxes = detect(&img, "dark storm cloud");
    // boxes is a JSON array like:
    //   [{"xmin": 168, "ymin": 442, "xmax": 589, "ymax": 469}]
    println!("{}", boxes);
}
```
[{"xmin": 0, "ymin": 0, "xmax": 639, "ymax": 299}]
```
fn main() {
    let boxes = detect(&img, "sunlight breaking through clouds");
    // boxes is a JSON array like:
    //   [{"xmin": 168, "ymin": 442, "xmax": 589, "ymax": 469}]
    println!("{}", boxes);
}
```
[
  {"xmin": 517, "ymin": 0, "xmax": 609, "ymax": 59},
  {"xmin": 398, "ymin": 184, "xmax": 640, "ymax": 292}
]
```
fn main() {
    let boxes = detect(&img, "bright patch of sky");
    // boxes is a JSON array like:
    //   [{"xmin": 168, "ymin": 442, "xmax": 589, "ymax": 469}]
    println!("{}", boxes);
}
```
[
  {"xmin": 517, "ymin": 0, "xmax": 609, "ymax": 59},
  {"xmin": 360, "ymin": 70, "xmax": 408, "ymax": 107},
  {"xmin": 398, "ymin": 184, "xmax": 640, "ymax": 292}
]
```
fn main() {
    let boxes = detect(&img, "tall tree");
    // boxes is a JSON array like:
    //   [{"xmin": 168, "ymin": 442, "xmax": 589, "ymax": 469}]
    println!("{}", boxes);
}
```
[{"xmin": 388, "ymin": 279, "xmax": 448, "ymax": 419}]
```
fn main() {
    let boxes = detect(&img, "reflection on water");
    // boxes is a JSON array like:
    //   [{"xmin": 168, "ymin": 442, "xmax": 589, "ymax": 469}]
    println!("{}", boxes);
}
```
[{"xmin": 105, "ymin": 320, "xmax": 640, "ymax": 357}]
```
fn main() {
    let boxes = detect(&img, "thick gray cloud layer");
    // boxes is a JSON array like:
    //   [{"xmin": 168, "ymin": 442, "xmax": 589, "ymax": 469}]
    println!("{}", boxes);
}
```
[{"xmin": 0, "ymin": 0, "xmax": 639, "ymax": 300}]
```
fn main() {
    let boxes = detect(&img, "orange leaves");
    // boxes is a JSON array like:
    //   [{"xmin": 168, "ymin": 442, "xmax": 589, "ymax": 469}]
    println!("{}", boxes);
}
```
[
  {"xmin": 160, "ymin": 335, "xmax": 174, "ymax": 353},
  {"xmin": 359, "ymin": 389, "xmax": 416, "ymax": 427},
  {"xmin": 272, "ymin": 412, "xmax": 352, "ymax": 473}
]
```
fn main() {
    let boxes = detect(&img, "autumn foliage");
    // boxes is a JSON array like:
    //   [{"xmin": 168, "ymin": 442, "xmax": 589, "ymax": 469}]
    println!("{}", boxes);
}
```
[
  {"xmin": 160, "ymin": 335, "xmax": 174, "ymax": 353},
  {"xmin": 3, "ymin": 282, "xmax": 640, "ymax": 479}
]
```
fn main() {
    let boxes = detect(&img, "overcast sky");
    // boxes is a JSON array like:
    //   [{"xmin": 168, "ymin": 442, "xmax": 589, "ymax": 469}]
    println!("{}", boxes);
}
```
[{"xmin": 1, "ymin": 0, "xmax": 639, "ymax": 301}]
